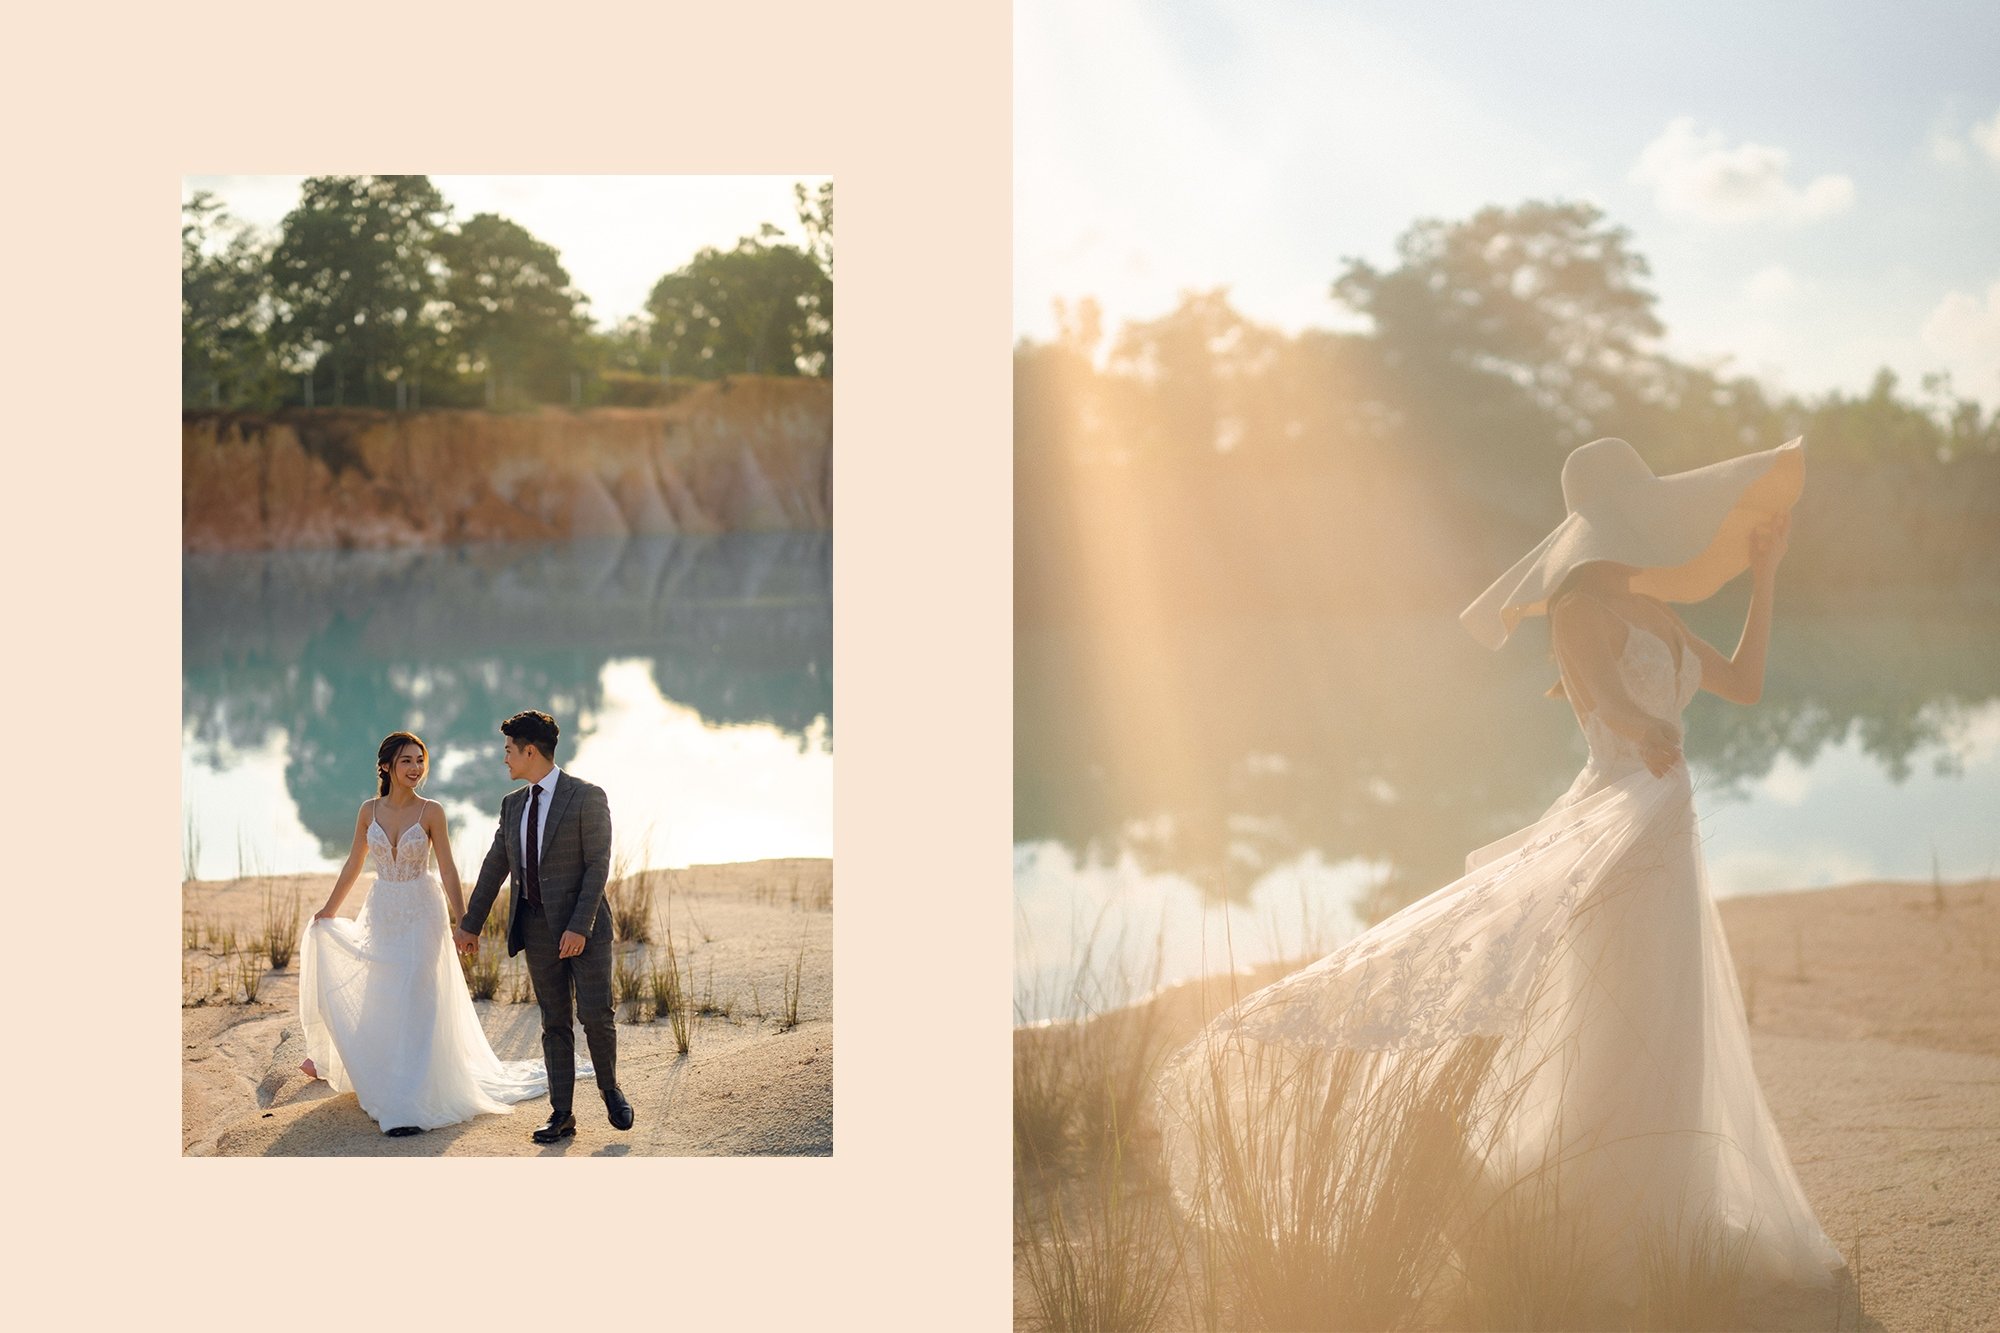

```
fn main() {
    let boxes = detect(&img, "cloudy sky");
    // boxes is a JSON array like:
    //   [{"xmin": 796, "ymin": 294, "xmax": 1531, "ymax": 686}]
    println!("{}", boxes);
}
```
[
  {"xmin": 1017, "ymin": 0, "xmax": 2000, "ymax": 406},
  {"xmin": 182, "ymin": 175, "xmax": 831, "ymax": 330}
]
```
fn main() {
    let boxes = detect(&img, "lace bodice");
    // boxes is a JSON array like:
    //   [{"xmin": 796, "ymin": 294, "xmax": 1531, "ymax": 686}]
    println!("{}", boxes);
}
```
[
  {"xmin": 367, "ymin": 817, "xmax": 432, "ymax": 882},
  {"xmin": 1577, "ymin": 622, "xmax": 1702, "ymax": 785}
]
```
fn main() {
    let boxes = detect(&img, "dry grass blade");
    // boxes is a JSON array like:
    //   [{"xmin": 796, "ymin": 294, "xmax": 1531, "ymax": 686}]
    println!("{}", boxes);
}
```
[
  {"xmin": 614, "ymin": 947, "xmax": 648, "ymax": 1022},
  {"xmin": 610, "ymin": 861, "xmax": 657, "ymax": 945},
  {"xmin": 183, "ymin": 807, "xmax": 202, "ymax": 884},
  {"xmin": 685, "ymin": 896, "xmax": 714, "ymax": 945},
  {"xmin": 462, "ymin": 937, "xmax": 503, "ymax": 1001},
  {"xmin": 1015, "ymin": 1022, "xmax": 1085, "ymax": 1176},
  {"xmin": 1016, "ymin": 1110, "xmax": 1184, "ymax": 1333},
  {"xmin": 1012, "ymin": 917, "xmax": 1191, "ymax": 1327},
  {"xmin": 651, "ymin": 929, "xmax": 693, "ymax": 1054},
  {"xmin": 261, "ymin": 884, "xmax": 301, "ymax": 970},
  {"xmin": 695, "ymin": 957, "xmax": 734, "ymax": 1017},
  {"xmin": 482, "ymin": 889, "xmax": 512, "ymax": 945},
  {"xmin": 1017, "ymin": 917, "xmax": 1178, "ymax": 1174},
  {"xmin": 778, "ymin": 935, "xmax": 807, "ymax": 1030},
  {"xmin": 235, "ymin": 951, "xmax": 263, "ymax": 1004},
  {"xmin": 1451, "ymin": 1161, "xmax": 1592, "ymax": 1331},
  {"xmin": 1636, "ymin": 1212, "xmax": 1754, "ymax": 1331},
  {"xmin": 1175, "ymin": 1033, "xmax": 1507, "ymax": 1331}
]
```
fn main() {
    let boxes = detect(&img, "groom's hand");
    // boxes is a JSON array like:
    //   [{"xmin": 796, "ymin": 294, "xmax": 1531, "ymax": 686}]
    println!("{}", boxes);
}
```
[
  {"xmin": 558, "ymin": 930, "xmax": 587, "ymax": 959},
  {"xmin": 453, "ymin": 926, "xmax": 480, "ymax": 955}
]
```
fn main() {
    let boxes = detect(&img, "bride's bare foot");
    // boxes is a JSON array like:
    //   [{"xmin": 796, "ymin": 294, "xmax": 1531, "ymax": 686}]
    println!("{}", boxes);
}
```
[{"xmin": 300, "ymin": 1058, "xmax": 319, "ymax": 1080}]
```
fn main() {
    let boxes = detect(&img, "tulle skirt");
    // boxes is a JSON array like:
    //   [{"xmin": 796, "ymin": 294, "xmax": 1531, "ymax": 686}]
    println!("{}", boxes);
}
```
[
  {"xmin": 1156, "ymin": 762, "xmax": 1845, "ymax": 1315},
  {"xmin": 299, "ymin": 872, "xmax": 553, "ymax": 1133}
]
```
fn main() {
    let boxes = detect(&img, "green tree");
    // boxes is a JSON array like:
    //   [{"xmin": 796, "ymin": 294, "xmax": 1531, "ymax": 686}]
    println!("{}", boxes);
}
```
[
  {"xmin": 795, "ymin": 180, "xmax": 833, "ymax": 274},
  {"xmin": 437, "ymin": 212, "xmax": 590, "ymax": 407},
  {"xmin": 645, "ymin": 225, "xmax": 830, "ymax": 379},
  {"xmin": 795, "ymin": 181, "xmax": 834, "ymax": 375},
  {"xmin": 1799, "ymin": 367, "xmax": 2000, "ymax": 466},
  {"xmin": 1015, "ymin": 297, "xmax": 1110, "ymax": 467},
  {"xmin": 268, "ymin": 175, "xmax": 451, "ymax": 407},
  {"xmin": 1333, "ymin": 200, "xmax": 1665, "ymax": 455},
  {"xmin": 182, "ymin": 192, "xmax": 284, "ymax": 409},
  {"xmin": 1108, "ymin": 288, "xmax": 1282, "ymax": 457}
]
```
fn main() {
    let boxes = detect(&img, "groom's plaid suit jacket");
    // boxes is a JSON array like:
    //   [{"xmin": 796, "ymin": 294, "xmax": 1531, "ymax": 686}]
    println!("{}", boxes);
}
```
[{"xmin": 461, "ymin": 772, "xmax": 614, "ymax": 958}]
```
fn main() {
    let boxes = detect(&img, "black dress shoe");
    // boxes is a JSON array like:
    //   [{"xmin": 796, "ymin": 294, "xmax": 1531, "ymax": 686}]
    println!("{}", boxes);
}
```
[
  {"xmin": 531, "ymin": 1110, "xmax": 576, "ymax": 1144},
  {"xmin": 603, "ymin": 1087, "xmax": 635, "ymax": 1132},
  {"xmin": 386, "ymin": 1125, "xmax": 424, "ymax": 1137}
]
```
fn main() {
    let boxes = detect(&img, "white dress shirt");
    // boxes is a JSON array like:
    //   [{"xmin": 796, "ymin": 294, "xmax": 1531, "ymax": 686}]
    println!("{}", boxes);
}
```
[{"xmin": 520, "ymin": 766, "xmax": 562, "ymax": 866}]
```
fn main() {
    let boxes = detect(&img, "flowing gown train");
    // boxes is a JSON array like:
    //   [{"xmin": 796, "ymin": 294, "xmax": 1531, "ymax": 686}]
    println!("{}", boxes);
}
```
[{"xmin": 1157, "ymin": 594, "xmax": 1845, "ymax": 1316}]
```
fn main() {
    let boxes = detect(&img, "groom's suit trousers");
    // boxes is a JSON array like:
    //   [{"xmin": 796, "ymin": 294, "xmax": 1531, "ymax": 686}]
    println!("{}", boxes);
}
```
[{"xmin": 519, "ymin": 904, "xmax": 617, "ymax": 1116}]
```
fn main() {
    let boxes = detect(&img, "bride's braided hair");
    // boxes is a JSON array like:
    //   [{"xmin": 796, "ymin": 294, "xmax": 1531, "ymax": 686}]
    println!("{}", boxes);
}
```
[{"xmin": 376, "ymin": 731, "xmax": 428, "ymax": 796}]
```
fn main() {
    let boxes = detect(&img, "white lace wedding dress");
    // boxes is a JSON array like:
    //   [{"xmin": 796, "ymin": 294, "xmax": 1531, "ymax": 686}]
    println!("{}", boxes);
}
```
[
  {"xmin": 298, "ymin": 818, "xmax": 553, "ymax": 1132},
  {"xmin": 1157, "ymin": 598, "xmax": 1845, "ymax": 1313}
]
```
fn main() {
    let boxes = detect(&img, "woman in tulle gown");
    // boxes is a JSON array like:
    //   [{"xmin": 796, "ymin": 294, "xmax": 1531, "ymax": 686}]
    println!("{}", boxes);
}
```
[
  {"xmin": 1157, "ymin": 436, "xmax": 1846, "ymax": 1324},
  {"xmin": 297, "ymin": 731, "xmax": 556, "ymax": 1136}
]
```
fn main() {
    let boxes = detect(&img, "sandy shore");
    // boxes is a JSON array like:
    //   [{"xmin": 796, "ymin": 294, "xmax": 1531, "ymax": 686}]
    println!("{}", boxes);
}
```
[
  {"xmin": 1718, "ymin": 879, "xmax": 1998, "ymax": 1332},
  {"xmin": 182, "ymin": 858, "xmax": 831, "ymax": 1157},
  {"xmin": 1014, "ymin": 877, "xmax": 1999, "ymax": 1332}
]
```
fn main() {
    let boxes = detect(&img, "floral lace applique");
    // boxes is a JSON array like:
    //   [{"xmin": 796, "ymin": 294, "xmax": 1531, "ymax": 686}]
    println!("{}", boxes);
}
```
[
  {"xmin": 366, "ymin": 819, "xmax": 432, "ymax": 882},
  {"xmin": 1236, "ymin": 816, "xmax": 1599, "ymax": 1052}
]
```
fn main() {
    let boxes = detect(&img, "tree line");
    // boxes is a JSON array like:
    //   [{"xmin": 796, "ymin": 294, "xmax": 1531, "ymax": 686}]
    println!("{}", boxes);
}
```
[
  {"xmin": 1016, "ymin": 199, "xmax": 1998, "ymax": 479},
  {"xmin": 183, "ymin": 175, "xmax": 832, "ymax": 412}
]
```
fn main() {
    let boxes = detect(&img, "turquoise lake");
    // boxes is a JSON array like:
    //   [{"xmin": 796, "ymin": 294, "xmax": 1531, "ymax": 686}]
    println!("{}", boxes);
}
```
[
  {"xmin": 1016, "ymin": 596, "xmax": 1999, "ymax": 1021},
  {"xmin": 183, "ymin": 535, "xmax": 831, "ymax": 881}
]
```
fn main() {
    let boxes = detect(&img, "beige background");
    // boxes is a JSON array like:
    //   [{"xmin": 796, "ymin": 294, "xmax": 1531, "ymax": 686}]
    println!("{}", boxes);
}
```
[{"xmin": 11, "ymin": 1, "xmax": 1011, "ymax": 1325}]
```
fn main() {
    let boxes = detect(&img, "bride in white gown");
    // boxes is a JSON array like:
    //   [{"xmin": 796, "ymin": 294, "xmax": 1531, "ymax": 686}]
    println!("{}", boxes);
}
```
[
  {"xmin": 298, "ymin": 730, "xmax": 556, "ymax": 1135},
  {"xmin": 1158, "ymin": 436, "xmax": 1846, "ymax": 1323}
]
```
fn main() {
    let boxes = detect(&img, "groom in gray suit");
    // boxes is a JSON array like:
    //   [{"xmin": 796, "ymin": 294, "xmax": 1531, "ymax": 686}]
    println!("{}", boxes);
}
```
[{"xmin": 454, "ymin": 710, "xmax": 634, "ymax": 1143}]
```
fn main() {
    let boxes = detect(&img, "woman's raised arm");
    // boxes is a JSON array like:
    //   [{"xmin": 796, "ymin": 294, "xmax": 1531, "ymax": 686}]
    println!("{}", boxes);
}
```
[{"xmin": 1686, "ymin": 513, "xmax": 1789, "ymax": 706}]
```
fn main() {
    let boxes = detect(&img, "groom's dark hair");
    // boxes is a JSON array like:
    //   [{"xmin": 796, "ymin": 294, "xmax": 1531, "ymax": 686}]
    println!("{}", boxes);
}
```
[{"xmin": 501, "ymin": 710, "xmax": 561, "ymax": 760}]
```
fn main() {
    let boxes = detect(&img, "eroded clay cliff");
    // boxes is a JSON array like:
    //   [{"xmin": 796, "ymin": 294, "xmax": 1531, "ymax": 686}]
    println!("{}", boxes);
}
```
[{"xmin": 183, "ymin": 376, "xmax": 831, "ymax": 550}]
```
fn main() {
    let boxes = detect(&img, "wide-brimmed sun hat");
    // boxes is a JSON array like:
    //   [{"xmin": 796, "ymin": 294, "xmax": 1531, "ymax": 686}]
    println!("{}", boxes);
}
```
[{"xmin": 1460, "ymin": 435, "xmax": 1804, "ymax": 650}]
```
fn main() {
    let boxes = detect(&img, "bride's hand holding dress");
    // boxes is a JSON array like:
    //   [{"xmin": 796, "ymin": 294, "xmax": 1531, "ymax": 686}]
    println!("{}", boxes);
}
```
[{"xmin": 299, "ymin": 803, "xmax": 375, "ymax": 1077}]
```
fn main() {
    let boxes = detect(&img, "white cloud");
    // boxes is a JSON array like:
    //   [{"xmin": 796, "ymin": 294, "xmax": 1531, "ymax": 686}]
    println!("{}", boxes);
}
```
[
  {"xmin": 1973, "ymin": 108, "xmax": 2000, "ymax": 166},
  {"xmin": 1630, "ymin": 117, "xmax": 1854, "ymax": 224},
  {"xmin": 1920, "ymin": 281, "xmax": 2000, "ymax": 407},
  {"xmin": 1014, "ymin": 0, "xmax": 1580, "ymax": 342},
  {"xmin": 1926, "ymin": 109, "xmax": 2000, "ymax": 170},
  {"xmin": 1928, "ymin": 126, "xmax": 1967, "ymax": 166}
]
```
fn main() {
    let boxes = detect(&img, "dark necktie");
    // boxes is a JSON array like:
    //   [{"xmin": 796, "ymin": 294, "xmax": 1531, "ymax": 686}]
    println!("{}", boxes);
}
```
[{"xmin": 524, "ymin": 783, "xmax": 543, "ymax": 906}]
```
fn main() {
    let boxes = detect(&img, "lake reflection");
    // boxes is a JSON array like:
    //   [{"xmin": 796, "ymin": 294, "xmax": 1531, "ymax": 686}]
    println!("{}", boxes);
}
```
[
  {"xmin": 183, "ymin": 535, "xmax": 830, "ymax": 880},
  {"xmin": 1016, "ymin": 595, "xmax": 2000, "ymax": 1020}
]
